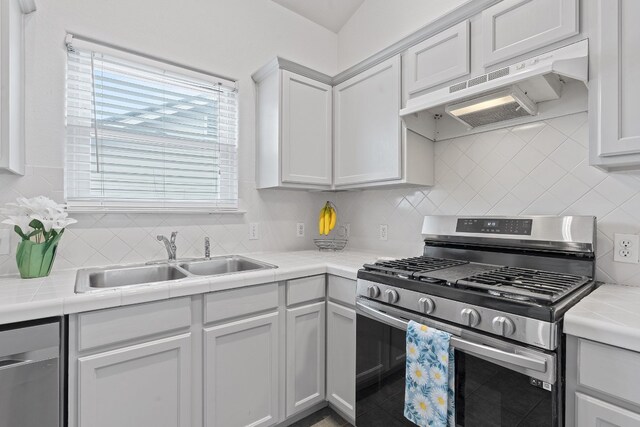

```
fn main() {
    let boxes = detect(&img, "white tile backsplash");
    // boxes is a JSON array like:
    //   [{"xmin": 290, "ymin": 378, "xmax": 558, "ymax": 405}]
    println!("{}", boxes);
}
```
[
  {"xmin": 0, "ymin": 173, "xmax": 326, "ymax": 276},
  {"xmin": 334, "ymin": 112, "xmax": 640, "ymax": 286}
]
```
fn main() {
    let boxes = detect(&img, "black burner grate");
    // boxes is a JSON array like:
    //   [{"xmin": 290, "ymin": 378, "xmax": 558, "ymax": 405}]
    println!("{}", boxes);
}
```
[
  {"xmin": 363, "ymin": 256, "xmax": 468, "ymax": 278},
  {"xmin": 457, "ymin": 266, "xmax": 591, "ymax": 303}
]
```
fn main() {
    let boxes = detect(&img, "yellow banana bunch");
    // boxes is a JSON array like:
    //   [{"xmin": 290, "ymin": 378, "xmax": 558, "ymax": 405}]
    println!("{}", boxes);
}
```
[{"xmin": 318, "ymin": 201, "xmax": 337, "ymax": 236}]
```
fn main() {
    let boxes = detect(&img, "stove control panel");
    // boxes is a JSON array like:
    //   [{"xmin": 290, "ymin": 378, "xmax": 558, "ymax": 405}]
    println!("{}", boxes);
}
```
[
  {"xmin": 355, "ymin": 279, "xmax": 558, "ymax": 350},
  {"xmin": 456, "ymin": 218, "xmax": 533, "ymax": 235}
]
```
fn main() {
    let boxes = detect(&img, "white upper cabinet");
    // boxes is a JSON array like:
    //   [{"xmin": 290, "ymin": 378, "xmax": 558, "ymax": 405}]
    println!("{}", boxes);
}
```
[
  {"xmin": 254, "ymin": 59, "xmax": 332, "ymax": 189},
  {"xmin": 0, "ymin": 0, "xmax": 31, "ymax": 175},
  {"xmin": 281, "ymin": 72, "xmax": 332, "ymax": 186},
  {"xmin": 334, "ymin": 56, "xmax": 433, "ymax": 189},
  {"xmin": 404, "ymin": 20, "xmax": 470, "ymax": 97},
  {"xmin": 589, "ymin": 0, "xmax": 640, "ymax": 171},
  {"xmin": 481, "ymin": 0, "xmax": 579, "ymax": 67},
  {"xmin": 334, "ymin": 56, "xmax": 402, "ymax": 186}
]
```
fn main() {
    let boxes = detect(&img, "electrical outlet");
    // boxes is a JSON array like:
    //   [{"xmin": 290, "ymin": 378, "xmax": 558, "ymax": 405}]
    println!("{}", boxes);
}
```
[
  {"xmin": 0, "ymin": 229, "xmax": 10, "ymax": 255},
  {"xmin": 296, "ymin": 223, "xmax": 305, "ymax": 238},
  {"xmin": 614, "ymin": 233, "xmax": 639, "ymax": 264},
  {"xmin": 379, "ymin": 224, "xmax": 388, "ymax": 241},
  {"xmin": 249, "ymin": 223, "xmax": 259, "ymax": 240}
]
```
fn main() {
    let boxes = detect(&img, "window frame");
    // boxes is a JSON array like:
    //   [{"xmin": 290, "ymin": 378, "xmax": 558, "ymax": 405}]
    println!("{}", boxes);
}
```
[{"xmin": 64, "ymin": 34, "xmax": 240, "ymax": 214}]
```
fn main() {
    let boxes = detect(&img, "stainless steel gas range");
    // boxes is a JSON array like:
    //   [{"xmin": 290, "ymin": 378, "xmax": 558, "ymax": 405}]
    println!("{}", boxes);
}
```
[{"xmin": 354, "ymin": 215, "xmax": 597, "ymax": 427}]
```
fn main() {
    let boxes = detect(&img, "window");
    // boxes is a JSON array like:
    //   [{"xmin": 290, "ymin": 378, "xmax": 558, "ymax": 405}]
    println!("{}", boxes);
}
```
[{"xmin": 65, "ymin": 35, "xmax": 238, "ymax": 212}]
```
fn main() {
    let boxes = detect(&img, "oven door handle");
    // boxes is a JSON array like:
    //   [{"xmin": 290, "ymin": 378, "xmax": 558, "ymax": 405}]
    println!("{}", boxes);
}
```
[{"xmin": 356, "ymin": 301, "xmax": 548, "ymax": 373}]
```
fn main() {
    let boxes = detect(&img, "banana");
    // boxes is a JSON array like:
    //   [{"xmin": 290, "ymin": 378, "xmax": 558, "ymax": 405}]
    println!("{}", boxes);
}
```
[
  {"xmin": 318, "ymin": 202, "xmax": 337, "ymax": 235},
  {"xmin": 318, "ymin": 206, "xmax": 326, "ymax": 235},
  {"xmin": 328, "ymin": 206, "xmax": 337, "ymax": 231},
  {"xmin": 324, "ymin": 206, "xmax": 331, "ymax": 235}
]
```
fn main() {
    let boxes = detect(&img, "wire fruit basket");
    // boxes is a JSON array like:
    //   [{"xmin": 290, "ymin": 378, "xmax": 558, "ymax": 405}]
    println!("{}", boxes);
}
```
[
  {"xmin": 314, "ymin": 224, "xmax": 348, "ymax": 251},
  {"xmin": 314, "ymin": 238, "xmax": 348, "ymax": 251}
]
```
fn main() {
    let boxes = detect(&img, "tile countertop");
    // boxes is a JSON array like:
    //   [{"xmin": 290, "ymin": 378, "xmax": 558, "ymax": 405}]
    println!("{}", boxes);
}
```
[
  {"xmin": 0, "ymin": 250, "xmax": 383, "ymax": 325},
  {"xmin": 564, "ymin": 283, "xmax": 640, "ymax": 353}
]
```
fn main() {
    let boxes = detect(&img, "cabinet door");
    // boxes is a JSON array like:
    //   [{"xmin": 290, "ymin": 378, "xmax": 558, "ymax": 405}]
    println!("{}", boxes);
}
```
[
  {"xmin": 334, "ymin": 56, "xmax": 402, "ymax": 186},
  {"xmin": 576, "ymin": 393, "xmax": 640, "ymax": 427},
  {"xmin": 404, "ymin": 20, "xmax": 470, "ymax": 96},
  {"xmin": 286, "ymin": 302, "xmax": 325, "ymax": 417},
  {"xmin": 326, "ymin": 302, "xmax": 356, "ymax": 421},
  {"xmin": 281, "ymin": 71, "xmax": 332, "ymax": 186},
  {"xmin": 204, "ymin": 312, "xmax": 279, "ymax": 427},
  {"xmin": 77, "ymin": 334, "xmax": 191, "ymax": 427},
  {"xmin": 481, "ymin": 0, "xmax": 579, "ymax": 66},
  {"xmin": 590, "ymin": 0, "xmax": 640, "ymax": 166}
]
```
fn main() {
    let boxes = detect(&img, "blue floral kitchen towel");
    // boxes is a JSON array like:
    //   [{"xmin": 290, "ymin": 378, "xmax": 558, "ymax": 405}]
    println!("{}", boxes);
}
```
[{"xmin": 404, "ymin": 320, "xmax": 455, "ymax": 427}]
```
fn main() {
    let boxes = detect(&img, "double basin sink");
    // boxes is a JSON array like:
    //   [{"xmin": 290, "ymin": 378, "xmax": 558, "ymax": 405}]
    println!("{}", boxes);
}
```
[{"xmin": 75, "ymin": 255, "xmax": 277, "ymax": 293}]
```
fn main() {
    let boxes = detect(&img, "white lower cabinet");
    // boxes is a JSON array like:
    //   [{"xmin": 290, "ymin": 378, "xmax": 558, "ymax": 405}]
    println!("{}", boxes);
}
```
[
  {"xmin": 70, "ymin": 277, "xmax": 359, "ymax": 427},
  {"xmin": 204, "ymin": 312, "xmax": 280, "ymax": 427},
  {"xmin": 576, "ymin": 393, "xmax": 640, "ymax": 427},
  {"xmin": 77, "ymin": 334, "xmax": 192, "ymax": 427},
  {"xmin": 286, "ymin": 301, "xmax": 326, "ymax": 417},
  {"xmin": 326, "ymin": 301, "xmax": 356, "ymax": 421}
]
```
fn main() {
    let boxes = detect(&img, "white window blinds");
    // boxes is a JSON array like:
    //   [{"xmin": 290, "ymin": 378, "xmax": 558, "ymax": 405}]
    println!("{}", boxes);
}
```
[{"xmin": 65, "ymin": 36, "xmax": 239, "ymax": 212}]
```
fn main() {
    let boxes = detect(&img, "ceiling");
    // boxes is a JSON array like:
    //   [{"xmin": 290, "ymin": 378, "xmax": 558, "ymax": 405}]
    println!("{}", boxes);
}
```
[{"xmin": 271, "ymin": 0, "xmax": 365, "ymax": 33}]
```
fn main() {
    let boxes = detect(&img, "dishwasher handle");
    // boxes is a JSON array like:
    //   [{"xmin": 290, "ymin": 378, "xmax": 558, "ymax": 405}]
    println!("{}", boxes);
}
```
[{"xmin": 0, "ymin": 359, "xmax": 37, "ymax": 372}]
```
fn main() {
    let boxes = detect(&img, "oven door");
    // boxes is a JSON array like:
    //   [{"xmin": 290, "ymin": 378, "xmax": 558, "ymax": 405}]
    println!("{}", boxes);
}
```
[{"xmin": 355, "ymin": 299, "xmax": 561, "ymax": 427}]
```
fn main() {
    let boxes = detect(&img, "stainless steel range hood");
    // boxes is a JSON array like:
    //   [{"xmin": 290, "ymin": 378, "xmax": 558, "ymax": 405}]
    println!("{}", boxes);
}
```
[{"xmin": 401, "ymin": 40, "xmax": 588, "ymax": 138}]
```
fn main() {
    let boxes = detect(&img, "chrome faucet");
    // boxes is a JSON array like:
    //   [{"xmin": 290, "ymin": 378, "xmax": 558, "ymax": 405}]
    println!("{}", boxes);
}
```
[
  {"xmin": 204, "ymin": 237, "xmax": 210, "ymax": 259},
  {"xmin": 157, "ymin": 231, "xmax": 178, "ymax": 261}
]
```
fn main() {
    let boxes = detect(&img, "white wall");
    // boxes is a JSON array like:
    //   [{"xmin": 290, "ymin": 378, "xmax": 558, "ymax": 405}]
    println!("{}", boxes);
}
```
[
  {"xmin": 337, "ymin": 0, "xmax": 468, "ymax": 70},
  {"xmin": 334, "ymin": 112, "xmax": 640, "ymax": 286},
  {"xmin": 0, "ymin": 0, "xmax": 338, "ymax": 275}
]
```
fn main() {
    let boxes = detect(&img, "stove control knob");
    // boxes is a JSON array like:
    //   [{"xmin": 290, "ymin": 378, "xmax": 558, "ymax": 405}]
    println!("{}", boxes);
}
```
[
  {"xmin": 367, "ymin": 285, "xmax": 381, "ymax": 299},
  {"xmin": 461, "ymin": 308, "xmax": 480, "ymax": 327},
  {"xmin": 385, "ymin": 289, "xmax": 400, "ymax": 304},
  {"xmin": 418, "ymin": 297, "xmax": 435, "ymax": 314},
  {"xmin": 492, "ymin": 316, "xmax": 515, "ymax": 337}
]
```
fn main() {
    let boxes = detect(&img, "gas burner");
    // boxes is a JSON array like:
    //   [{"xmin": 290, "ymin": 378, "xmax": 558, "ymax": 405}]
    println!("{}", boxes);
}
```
[
  {"xmin": 458, "ymin": 266, "xmax": 591, "ymax": 303},
  {"xmin": 487, "ymin": 289, "xmax": 533, "ymax": 302},
  {"xmin": 362, "ymin": 256, "xmax": 467, "ymax": 279}
]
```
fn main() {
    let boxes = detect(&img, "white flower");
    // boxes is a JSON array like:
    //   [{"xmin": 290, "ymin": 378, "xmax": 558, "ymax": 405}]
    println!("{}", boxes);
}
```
[
  {"xmin": 412, "ymin": 395, "xmax": 433, "ymax": 420},
  {"xmin": 429, "ymin": 366, "xmax": 447, "ymax": 386},
  {"xmin": 2, "ymin": 216, "xmax": 33, "ymax": 235},
  {"xmin": 409, "ymin": 361, "xmax": 429, "ymax": 386},
  {"xmin": 407, "ymin": 342, "xmax": 419, "ymax": 360},
  {"xmin": 430, "ymin": 389, "xmax": 448, "ymax": 415},
  {"xmin": 2, "ymin": 196, "xmax": 75, "ymax": 238}
]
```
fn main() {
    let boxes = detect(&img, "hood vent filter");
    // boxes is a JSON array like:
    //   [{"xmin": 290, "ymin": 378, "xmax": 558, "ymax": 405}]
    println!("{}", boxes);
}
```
[{"xmin": 445, "ymin": 86, "xmax": 537, "ymax": 128}]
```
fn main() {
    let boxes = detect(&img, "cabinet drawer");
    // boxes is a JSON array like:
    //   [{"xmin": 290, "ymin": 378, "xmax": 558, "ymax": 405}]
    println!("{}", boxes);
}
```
[
  {"xmin": 578, "ymin": 339, "xmax": 640, "ymax": 405},
  {"xmin": 287, "ymin": 275, "xmax": 325, "ymax": 306},
  {"xmin": 205, "ymin": 283, "xmax": 278, "ymax": 324},
  {"xmin": 327, "ymin": 275, "xmax": 356, "ymax": 307},
  {"xmin": 77, "ymin": 297, "xmax": 192, "ymax": 352}
]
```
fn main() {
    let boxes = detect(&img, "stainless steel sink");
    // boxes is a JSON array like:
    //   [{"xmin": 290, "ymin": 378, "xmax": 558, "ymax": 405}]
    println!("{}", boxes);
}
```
[
  {"xmin": 75, "ymin": 264, "xmax": 188, "ymax": 293},
  {"xmin": 179, "ymin": 255, "xmax": 276, "ymax": 276},
  {"xmin": 75, "ymin": 255, "xmax": 277, "ymax": 293}
]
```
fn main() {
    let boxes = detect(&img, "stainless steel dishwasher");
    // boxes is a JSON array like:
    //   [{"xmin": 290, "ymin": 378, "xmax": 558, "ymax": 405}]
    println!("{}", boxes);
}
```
[{"xmin": 0, "ymin": 319, "xmax": 62, "ymax": 427}]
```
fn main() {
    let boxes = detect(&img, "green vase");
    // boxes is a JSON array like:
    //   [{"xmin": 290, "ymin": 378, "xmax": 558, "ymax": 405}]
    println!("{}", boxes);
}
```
[{"xmin": 15, "ymin": 233, "xmax": 62, "ymax": 279}]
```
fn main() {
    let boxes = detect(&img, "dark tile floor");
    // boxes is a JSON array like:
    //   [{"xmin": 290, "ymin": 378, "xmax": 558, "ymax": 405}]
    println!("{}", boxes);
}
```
[{"xmin": 290, "ymin": 407, "xmax": 352, "ymax": 427}]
